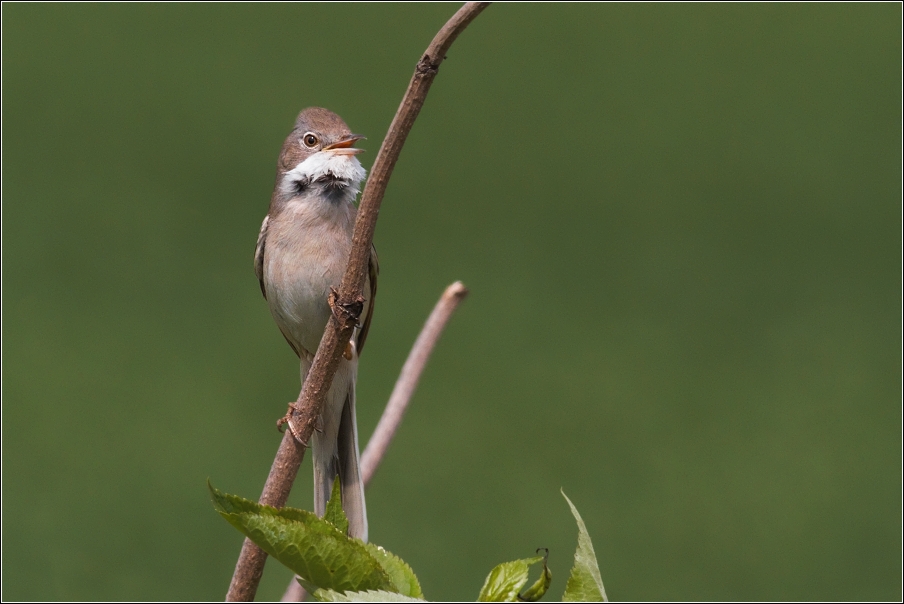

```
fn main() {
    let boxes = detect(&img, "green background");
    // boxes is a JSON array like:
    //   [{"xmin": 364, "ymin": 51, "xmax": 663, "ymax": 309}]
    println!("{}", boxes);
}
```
[{"xmin": 2, "ymin": 3, "xmax": 900, "ymax": 601}]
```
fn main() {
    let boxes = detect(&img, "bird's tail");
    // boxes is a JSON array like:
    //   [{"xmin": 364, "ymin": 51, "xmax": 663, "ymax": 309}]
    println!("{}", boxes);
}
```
[{"xmin": 311, "ymin": 358, "xmax": 368, "ymax": 542}]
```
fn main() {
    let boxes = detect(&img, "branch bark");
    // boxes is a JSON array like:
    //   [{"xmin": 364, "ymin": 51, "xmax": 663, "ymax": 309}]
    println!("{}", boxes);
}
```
[{"xmin": 226, "ymin": 4, "xmax": 490, "ymax": 601}]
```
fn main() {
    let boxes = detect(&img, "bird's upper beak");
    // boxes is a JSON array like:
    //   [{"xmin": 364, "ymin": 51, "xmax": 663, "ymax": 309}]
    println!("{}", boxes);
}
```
[{"xmin": 324, "ymin": 134, "xmax": 366, "ymax": 155}]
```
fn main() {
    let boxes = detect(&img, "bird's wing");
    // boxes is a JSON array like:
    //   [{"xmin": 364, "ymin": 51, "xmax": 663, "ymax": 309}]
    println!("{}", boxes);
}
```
[
  {"xmin": 253, "ymin": 214, "xmax": 269, "ymax": 299},
  {"xmin": 355, "ymin": 244, "xmax": 379, "ymax": 355},
  {"xmin": 255, "ymin": 213, "xmax": 302, "ymax": 357}
]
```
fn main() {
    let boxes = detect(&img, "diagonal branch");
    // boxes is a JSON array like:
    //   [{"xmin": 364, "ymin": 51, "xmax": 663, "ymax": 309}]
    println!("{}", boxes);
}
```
[
  {"xmin": 281, "ymin": 281, "xmax": 469, "ymax": 602},
  {"xmin": 360, "ymin": 281, "xmax": 469, "ymax": 486},
  {"xmin": 226, "ymin": 4, "xmax": 490, "ymax": 601}
]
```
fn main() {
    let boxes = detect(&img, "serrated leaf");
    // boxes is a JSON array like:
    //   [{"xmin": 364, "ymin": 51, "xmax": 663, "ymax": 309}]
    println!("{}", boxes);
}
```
[
  {"xmin": 364, "ymin": 543, "xmax": 423, "ymax": 599},
  {"xmin": 325, "ymin": 476, "xmax": 350, "ymax": 535},
  {"xmin": 315, "ymin": 588, "xmax": 426, "ymax": 602},
  {"xmin": 208, "ymin": 479, "xmax": 261, "ymax": 515},
  {"xmin": 477, "ymin": 555, "xmax": 544, "ymax": 602},
  {"xmin": 209, "ymin": 484, "xmax": 393, "ymax": 594},
  {"xmin": 561, "ymin": 491, "xmax": 607, "ymax": 602},
  {"xmin": 520, "ymin": 549, "xmax": 552, "ymax": 602}
]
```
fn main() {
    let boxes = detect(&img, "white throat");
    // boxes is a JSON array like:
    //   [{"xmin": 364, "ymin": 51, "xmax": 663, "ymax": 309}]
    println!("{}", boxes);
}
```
[{"xmin": 281, "ymin": 152, "xmax": 366, "ymax": 200}]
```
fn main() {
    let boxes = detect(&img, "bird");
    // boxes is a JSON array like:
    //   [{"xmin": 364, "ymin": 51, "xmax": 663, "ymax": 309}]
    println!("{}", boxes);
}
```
[{"xmin": 254, "ymin": 107, "xmax": 377, "ymax": 542}]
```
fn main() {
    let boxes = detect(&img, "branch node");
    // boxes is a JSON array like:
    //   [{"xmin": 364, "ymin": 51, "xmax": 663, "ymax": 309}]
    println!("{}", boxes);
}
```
[{"xmin": 416, "ymin": 54, "xmax": 440, "ymax": 75}]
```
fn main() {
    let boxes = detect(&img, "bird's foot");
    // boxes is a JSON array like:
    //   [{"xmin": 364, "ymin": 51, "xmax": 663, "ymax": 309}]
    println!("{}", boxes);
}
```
[
  {"xmin": 328, "ymin": 287, "xmax": 364, "ymax": 325},
  {"xmin": 276, "ymin": 402, "xmax": 309, "ymax": 446}
]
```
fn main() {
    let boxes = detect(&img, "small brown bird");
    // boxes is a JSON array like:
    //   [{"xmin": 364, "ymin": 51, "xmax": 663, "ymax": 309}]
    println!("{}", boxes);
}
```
[{"xmin": 254, "ymin": 107, "xmax": 377, "ymax": 541}]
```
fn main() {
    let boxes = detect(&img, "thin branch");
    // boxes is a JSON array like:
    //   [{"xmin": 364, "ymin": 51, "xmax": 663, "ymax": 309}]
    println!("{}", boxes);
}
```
[
  {"xmin": 281, "ymin": 281, "xmax": 468, "ymax": 602},
  {"xmin": 360, "ymin": 281, "xmax": 469, "ymax": 486},
  {"xmin": 280, "ymin": 281, "xmax": 469, "ymax": 602},
  {"xmin": 226, "ymin": 3, "xmax": 490, "ymax": 601},
  {"xmin": 280, "ymin": 575, "xmax": 306, "ymax": 603}
]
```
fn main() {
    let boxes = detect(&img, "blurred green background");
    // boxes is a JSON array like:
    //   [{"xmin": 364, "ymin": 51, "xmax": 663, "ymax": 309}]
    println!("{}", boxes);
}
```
[{"xmin": 2, "ymin": 3, "xmax": 900, "ymax": 601}]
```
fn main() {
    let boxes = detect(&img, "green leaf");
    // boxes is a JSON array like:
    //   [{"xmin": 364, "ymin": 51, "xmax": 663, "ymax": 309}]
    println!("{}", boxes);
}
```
[
  {"xmin": 208, "ymin": 479, "xmax": 261, "ymax": 515},
  {"xmin": 315, "ymin": 589, "xmax": 426, "ymax": 602},
  {"xmin": 477, "ymin": 555, "xmax": 545, "ymax": 602},
  {"xmin": 364, "ymin": 543, "xmax": 424, "ymax": 599},
  {"xmin": 520, "ymin": 549, "xmax": 552, "ymax": 602},
  {"xmin": 561, "ymin": 491, "xmax": 607, "ymax": 602},
  {"xmin": 325, "ymin": 476, "xmax": 350, "ymax": 535},
  {"xmin": 209, "ymin": 483, "xmax": 393, "ymax": 594}
]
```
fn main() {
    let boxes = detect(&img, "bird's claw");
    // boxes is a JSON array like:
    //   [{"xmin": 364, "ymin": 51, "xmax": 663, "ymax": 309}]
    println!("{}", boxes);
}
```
[{"xmin": 277, "ymin": 402, "xmax": 309, "ymax": 446}]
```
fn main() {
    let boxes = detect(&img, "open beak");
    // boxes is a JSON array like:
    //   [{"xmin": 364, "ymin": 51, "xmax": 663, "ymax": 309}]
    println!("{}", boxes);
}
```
[{"xmin": 324, "ymin": 134, "xmax": 366, "ymax": 155}]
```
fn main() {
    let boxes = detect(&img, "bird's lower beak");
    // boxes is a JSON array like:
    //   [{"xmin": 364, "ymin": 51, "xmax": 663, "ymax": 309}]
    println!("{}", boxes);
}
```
[{"xmin": 324, "ymin": 134, "xmax": 366, "ymax": 155}]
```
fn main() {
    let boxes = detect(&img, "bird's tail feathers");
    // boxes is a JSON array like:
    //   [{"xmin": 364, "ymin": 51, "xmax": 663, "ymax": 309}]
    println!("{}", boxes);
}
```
[{"xmin": 311, "ymin": 359, "xmax": 368, "ymax": 542}]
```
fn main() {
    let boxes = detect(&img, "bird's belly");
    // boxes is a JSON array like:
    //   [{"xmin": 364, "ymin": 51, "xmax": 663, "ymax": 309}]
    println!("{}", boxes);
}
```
[{"xmin": 265, "ymin": 231, "xmax": 350, "ymax": 358}]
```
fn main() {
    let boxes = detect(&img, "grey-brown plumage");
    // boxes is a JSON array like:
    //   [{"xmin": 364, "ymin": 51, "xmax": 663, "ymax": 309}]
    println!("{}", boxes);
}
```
[{"xmin": 254, "ymin": 107, "xmax": 377, "ymax": 541}]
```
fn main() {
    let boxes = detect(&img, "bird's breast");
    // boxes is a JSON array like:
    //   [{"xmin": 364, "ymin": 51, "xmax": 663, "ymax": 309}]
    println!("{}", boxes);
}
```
[{"xmin": 263, "ymin": 196, "xmax": 356, "ymax": 357}]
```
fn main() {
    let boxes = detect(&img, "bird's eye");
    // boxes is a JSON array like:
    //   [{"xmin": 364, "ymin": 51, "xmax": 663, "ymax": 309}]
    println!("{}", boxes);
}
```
[{"xmin": 302, "ymin": 133, "xmax": 319, "ymax": 148}]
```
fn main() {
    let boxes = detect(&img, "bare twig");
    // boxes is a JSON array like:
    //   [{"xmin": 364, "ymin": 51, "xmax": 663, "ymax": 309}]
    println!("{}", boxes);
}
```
[
  {"xmin": 226, "ymin": 3, "xmax": 490, "ymax": 601},
  {"xmin": 280, "ymin": 575, "xmax": 306, "ymax": 602},
  {"xmin": 281, "ymin": 281, "xmax": 469, "ymax": 602},
  {"xmin": 361, "ymin": 281, "xmax": 469, "ymax": 486},
  {"xmin": 279, "ymin": 575, "xmax": 308, "ymax": 602}
]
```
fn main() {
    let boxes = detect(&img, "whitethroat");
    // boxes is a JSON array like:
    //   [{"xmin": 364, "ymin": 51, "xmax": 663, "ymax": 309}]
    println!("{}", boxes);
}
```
[{"xmin": 254, "ymin": 107, "xmax": 377, "ymax": 541}]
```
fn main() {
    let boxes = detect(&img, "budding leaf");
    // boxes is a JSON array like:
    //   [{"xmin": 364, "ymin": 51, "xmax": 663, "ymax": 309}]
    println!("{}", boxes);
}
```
[
  {"xmin": 477, "ymin": 555, "xmax": 547, "ymax": 602},
  {"xmin": 325, "ymin": 476, "xmax": 350, "ymax": 535},
  {"xmin": 520, "ymin": 549, "xmax": 552, "ymax": 602},
  {"xmin": 561, "ymin": 490, "xmax": 607, "ymax": 602},
  {"xmin": 315, "ymin": 589, "xmax": 425, "ymax": 602},
  {"xmin": 209, "ymin": 482, "xmax": 393, "ymax": 594}
]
